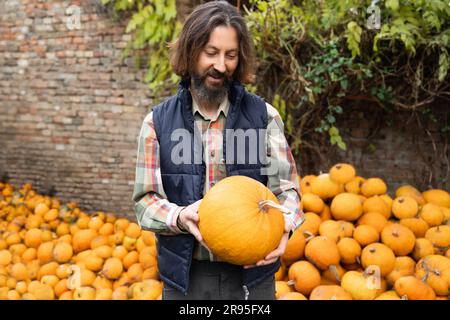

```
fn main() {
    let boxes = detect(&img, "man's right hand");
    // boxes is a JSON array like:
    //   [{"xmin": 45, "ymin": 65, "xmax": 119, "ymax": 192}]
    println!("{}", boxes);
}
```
[{"xmin": 177, "ymin": 199, "xmax": 203, "ymax": 242}]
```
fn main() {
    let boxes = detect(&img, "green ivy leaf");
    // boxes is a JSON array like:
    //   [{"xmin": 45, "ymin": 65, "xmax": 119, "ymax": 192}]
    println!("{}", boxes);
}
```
[{"xmin": 346, "ymin": 21, "xmax": 362, "ymax": 57}]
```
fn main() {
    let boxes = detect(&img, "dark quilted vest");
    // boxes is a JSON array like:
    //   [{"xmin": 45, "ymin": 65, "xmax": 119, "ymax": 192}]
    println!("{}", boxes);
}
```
[{"xmin": 152, "ymin": 80, "xmax": 280, "ymax": 295}]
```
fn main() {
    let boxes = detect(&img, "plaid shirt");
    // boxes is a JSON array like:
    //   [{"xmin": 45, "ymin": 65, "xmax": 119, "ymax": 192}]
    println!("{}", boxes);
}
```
[{"xmin": 133, "ymin": 93, "xmax": 303, "ymax": 261}]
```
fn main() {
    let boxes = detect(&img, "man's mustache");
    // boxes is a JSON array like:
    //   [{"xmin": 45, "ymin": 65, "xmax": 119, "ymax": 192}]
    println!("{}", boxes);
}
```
[{"xmin": 204, "ymin": 68, "xmax": 226, "ymax": 80}]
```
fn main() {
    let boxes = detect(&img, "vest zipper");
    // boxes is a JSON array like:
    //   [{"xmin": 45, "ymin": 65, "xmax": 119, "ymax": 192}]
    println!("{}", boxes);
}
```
[{"xmin": 242, "ymin": 285, "xmax": 249, "ymax": 300}]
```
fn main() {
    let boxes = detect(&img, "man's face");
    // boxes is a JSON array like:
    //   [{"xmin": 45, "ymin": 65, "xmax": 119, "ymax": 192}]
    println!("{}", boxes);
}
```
[{"xmin": 191, "ymin": 25, "xmax": 239, "ymax": 105}]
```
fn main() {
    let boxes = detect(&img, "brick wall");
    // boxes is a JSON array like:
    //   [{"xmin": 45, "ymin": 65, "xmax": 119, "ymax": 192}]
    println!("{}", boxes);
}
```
[
  {"xmin": 0, "ymin": 1, "xmax": 448, "ymax": 220},
  {"xmin": 0, "ymin": 0, "xmax": 154, "ymax": 219}
]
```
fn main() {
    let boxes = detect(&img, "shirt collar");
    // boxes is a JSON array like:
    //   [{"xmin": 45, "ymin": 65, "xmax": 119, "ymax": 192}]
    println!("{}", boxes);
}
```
[{"xmin": 191, "ymin": 93, "xmax": 230, "ymax": 120}]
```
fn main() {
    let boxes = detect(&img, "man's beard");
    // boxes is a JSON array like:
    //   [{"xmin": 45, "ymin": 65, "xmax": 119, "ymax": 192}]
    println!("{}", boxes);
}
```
[{"xmin": 191, "ymin": 68, "xmax": 231, "ymax": 106}]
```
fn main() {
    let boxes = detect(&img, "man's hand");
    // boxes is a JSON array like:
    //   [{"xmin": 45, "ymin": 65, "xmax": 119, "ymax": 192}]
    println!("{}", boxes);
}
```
[
  {"xmin": 243, "ymin": 232, "xmax": 289, "ymax": 269},
  {"xmin": 243, "ymin": 215, "xmax": 294, "ymax": 269},
  {"xmin": 177, "ymin": 199, "xmax": 203, "ymax": 242}
]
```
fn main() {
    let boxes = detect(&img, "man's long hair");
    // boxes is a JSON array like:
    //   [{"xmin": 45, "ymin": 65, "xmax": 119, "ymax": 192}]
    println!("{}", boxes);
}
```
[{"xmin": 169, "ymin": 1, "xmax": 256, "ymax": 84}]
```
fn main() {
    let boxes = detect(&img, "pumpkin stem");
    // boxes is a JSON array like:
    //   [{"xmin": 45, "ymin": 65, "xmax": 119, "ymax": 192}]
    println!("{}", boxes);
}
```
[
  {"xmin": 303, "ymin": 231, "xmax": 314, "ymax": 242},
  {"xmin": 421, "ymin": 260, "xmax": 430, "ymax": 283},
  {"xmin": 287, "ymin": 280, "xmax": 295, "ymax": 286},
  {"xmin": 329, "ymin": 265, "xmax": 341, "ymax": 283},
  {"xmin": 355, "ymin": 256, "xmax": 361, "ymax": 265},
  {"xmin": 401, "ymin": 295, "xmax": 408, "ymax": 300},
  {"xmin": 258, "ymin": 200, "xmax": 291, "ymax": 214}
]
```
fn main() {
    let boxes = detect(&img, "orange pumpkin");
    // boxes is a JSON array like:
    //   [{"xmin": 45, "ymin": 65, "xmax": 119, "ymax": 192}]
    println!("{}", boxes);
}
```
[
  {"xmin": 399, "ymin": 218, "xmax": 429, "ymax": 238},
  {"xmin": 305, "ymin": 236, "xmax": 341, "ymax": 281},
  {"xmin": 296, "ymin": 212, "xmax": 322, "ymax": 235},
  {"xmin": 425, "ymin": 225, "xmax": 450, "ymax": 252},
  {"xmin": 282, "ymin": 229, "xmax": 307, "ymax": 265},
  {"xmin": 310, "ymin": 174, "xmax": 340, "ymax": 200},
  {"xmin": 337, "ymin": 237, "xmax": 361, "ymax": 264},
  {"xmin": 360, "ymin": 178, "xmax": 387, "ymax": 197},
  {"xmin": 287, "ymin": 260, "xmax": 321, "ymax": 296},
  {"xmin": 415, "ymin": 255, "xmax": 450, "ymax": 296},
  {"xmin": 275, "ymin": 281, "xmax": 292, "ymax": 300},
  {"xmin": 198, "ymin": 176, "xmax": 285, "ymax": 265},
  {"xmin": 329, "ymin": 163, "xmax": 356, "ymax": 184},
  {"xmin": 363, "ymin": 196, "xmax": 391, "ymax": 219},
  {"xmin": 419, "ymin": 203, "xmax": 445, "ymax": 227},
  {"xmin": 301, "ymin": 193, "xmax": 325, "ymax": 214},
  {"xmin": 412, "ymin": 238, "xmax": 435, "ymax": 261},
  {"xmin": 381, "ymin": 223, "xmax": 416, "ymax": 256},
  {"xmin": 357, "ymin": 212, "xmax": 387, "ymax": 233},
  {"xmin": 278, "ymin": 292, "xmax": 308, "ymax": 300},
  {"xmin": 353, "ymin": 225, "xmax": 379, "ymax": 247},
  {"xmin": 385, "ymin": 256, "xmax": 416, "ymax": 287},
  {"xmin": 396, "ymin": 185, "xmax": 425, "ymax": 206},
  {"xmin": 392, "ymin": 196, "xmax": 419, "ymax": 219},
  {"xmin": 330, "ymin": 193, "xmax": 363, "ymax": 221},
  {"xmin": 73, "ymin": 229, "xmax": 97, "ymax": 253},
  {"xmin": 394, "ymin": 276, "xmax": 436, "ymax": 300},
  {"xmin": 309, "ymin": 285, "xmax": 352, "ymax": 300},
  {"xmin": 361, "ymin": 243, "xmax": 396, "ymax": 277},
  {"xmin": 422, "ymin": 189, "xmax": 450, "ymax": 208},
  {"xmin": 344, "ymin": 176, "xmax": 365, "ymax": 194}
]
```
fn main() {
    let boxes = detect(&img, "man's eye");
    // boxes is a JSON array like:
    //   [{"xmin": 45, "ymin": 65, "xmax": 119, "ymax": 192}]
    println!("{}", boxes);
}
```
[
  {"xmin": 205, "ymin": 51, "xmax": 216, "ymax": 56},
  {"xmin": 227, "ymin": 54, "xmax": 237, "ymax": 59}
]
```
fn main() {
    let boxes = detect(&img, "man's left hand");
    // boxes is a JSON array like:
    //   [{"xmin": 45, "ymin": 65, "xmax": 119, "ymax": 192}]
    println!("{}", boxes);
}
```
[{"xmin": 243, "ymin": 231, "xmax": 289, "ymax": 269}]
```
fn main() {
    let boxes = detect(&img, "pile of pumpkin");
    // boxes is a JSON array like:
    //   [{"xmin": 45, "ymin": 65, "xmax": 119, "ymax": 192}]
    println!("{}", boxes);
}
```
[
  {"xmin": 0, "ymin": 182, "xmax": 162, "ymax": 300},
  {"xmin": 276, "ymin": 163, "xmax": 450, "ymax": 300}
]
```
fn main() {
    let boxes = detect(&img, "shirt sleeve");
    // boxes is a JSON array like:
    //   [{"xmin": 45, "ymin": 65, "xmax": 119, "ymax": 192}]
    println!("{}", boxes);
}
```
[
  {"xmin": 132, "ymin": 111, "xmax": 188, "ymax": 235},
  {"xmin": 265, "ymin": 103, "xmax": 304, "ymax": 232}
]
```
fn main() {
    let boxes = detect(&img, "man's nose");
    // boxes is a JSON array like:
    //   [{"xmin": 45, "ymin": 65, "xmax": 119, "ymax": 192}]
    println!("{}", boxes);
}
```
[{"xmin": 213, "ymin": 56, "xmax": 226, "ymax": 74}]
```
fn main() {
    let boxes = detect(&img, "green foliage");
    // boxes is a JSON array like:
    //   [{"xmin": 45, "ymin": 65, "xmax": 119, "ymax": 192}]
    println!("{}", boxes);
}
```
[
  {"xmin": 101, "ymin": 0, "xmax": 449, "ymax": 159},
  {"xmin": 244, "ymin": 0, "xmax": 449, "ymax": 157}
]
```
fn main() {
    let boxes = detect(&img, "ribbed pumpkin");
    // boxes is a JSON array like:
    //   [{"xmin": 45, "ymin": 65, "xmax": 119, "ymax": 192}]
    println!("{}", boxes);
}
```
[
  {"xmin": 415, "ymin": 255, "xmax": 450, "ymax": 296},
  {"xmin": 425, "ymin": 225, "xmax": 450, "ymax": 252},
  {"xmin": 198, "ymin": 176, "xmax": 285, "ymax": 265},
  {"xmin": 394, "ymin": 276, "xmax": 436, "ymax": 300}
]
